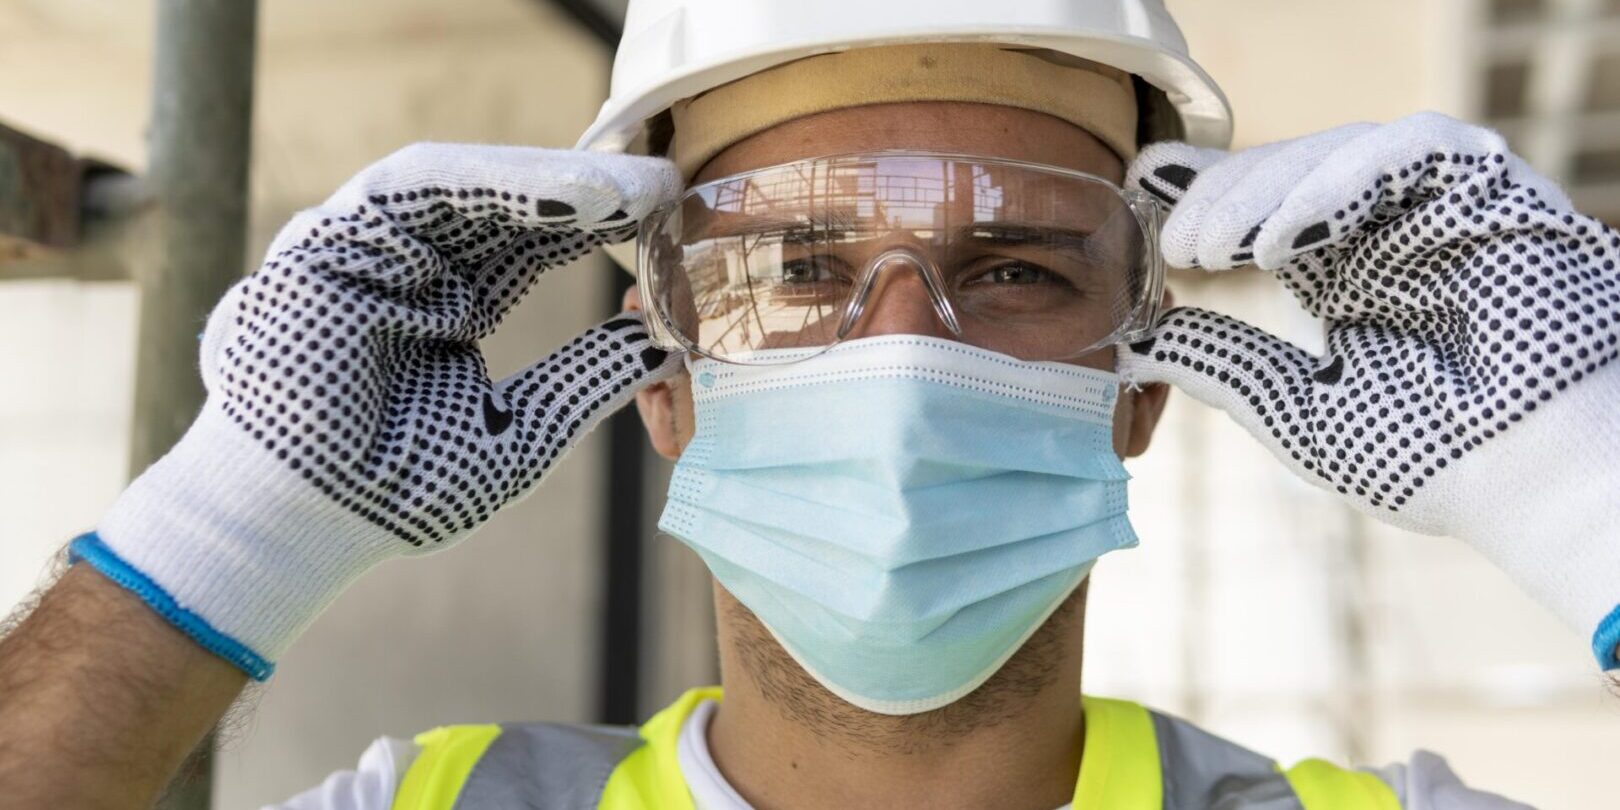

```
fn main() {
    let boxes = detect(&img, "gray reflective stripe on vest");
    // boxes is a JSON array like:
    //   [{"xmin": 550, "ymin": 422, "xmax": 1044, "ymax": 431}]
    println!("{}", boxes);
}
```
[
  {"xmin": 453, "ymin": 722, "xmax": 641, "ymax": 810},
  {"xmin": 450, "ymin": 711, "xmax": 1337, "ymax": 809},
  {"xmin": 1149, "ymin": 710, "xmax": 1305, "ymax": 809}
]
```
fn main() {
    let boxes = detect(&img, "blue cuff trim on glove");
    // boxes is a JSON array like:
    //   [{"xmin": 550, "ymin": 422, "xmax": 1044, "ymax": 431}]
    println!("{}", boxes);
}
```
[
  {"xmin": 1593, "ymin": 603, "xmax": 1620, "ymax": 671},
  {"xmin": 68, "ymin": 532, "xmax": 274, "ymax": 681}
]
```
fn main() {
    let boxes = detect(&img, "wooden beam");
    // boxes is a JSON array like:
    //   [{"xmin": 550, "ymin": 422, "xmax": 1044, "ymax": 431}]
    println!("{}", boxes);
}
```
[
  {"xmin": 0, "ymin": 121, "xmax": 83, "ymax": 249},
  {"xmin": 0, "ymin": 216, "xmax": 140, "ymax": 282}
]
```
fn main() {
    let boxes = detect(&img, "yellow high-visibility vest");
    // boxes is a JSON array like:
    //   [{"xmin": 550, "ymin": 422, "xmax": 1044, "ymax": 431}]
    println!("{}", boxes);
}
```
[{"xmin": 392, "ymin": 687, "xmax": 1400, "ymax": 809}]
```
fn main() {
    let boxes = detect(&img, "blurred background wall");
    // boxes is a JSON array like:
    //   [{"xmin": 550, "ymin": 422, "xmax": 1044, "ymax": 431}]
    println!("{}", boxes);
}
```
[{"xmin": 0, "ymin": 1, "xmax": 1616, "ymax": 807}]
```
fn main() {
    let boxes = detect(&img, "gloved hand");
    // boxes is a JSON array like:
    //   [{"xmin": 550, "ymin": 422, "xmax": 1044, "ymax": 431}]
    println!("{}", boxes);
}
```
[
  {"xmin": 76, "ymin": 144, "xmax": 683, "ymax": 678},
  {"xmin": 1120, "ymin": 112, "xmax": 1620, "ymax": 667}
]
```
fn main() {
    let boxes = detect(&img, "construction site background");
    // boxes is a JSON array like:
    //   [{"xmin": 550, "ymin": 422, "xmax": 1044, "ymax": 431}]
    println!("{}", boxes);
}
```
[{"xmin": 1, "ymin": 1, "xmax": 1616, "ymax": 807}]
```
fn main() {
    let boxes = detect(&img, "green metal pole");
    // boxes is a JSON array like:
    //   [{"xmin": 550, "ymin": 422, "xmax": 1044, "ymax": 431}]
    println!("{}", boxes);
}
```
[{"xmin": 133, "ymin": 1, "xmax": 258, "ymax": 807}]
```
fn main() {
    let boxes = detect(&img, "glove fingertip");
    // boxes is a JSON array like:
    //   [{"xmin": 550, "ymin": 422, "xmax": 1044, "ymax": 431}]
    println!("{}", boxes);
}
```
[
  {"xmin": 640, "ymin": 346, "xmax": 672, "ymax": 374},
  {"xmin": 613, "ymin": 155, "xmax": 683, "ymax": 221},
  {"xmin": 1115, "ymin": 335, "xmax": 1176, "ymax": 387},
  {"xmin": 1127, "ymin": 143, "xmax": 1227, "ymax": 206},
  {"xmin": 597, "ymin": 310, "xmax": 683, "ymax": 379}
]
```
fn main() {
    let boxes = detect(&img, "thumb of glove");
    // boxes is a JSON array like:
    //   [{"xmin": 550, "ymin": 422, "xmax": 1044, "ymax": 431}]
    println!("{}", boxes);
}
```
[{"xmin": 1119, "ymin": 306, "xmax": 1327, "ymax": 485}]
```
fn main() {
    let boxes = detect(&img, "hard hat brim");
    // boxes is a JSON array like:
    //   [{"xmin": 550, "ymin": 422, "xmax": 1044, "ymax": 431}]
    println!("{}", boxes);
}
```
[{"xmin": 576, "ymin": 28, "xmax": 1233, "ymax": 157}]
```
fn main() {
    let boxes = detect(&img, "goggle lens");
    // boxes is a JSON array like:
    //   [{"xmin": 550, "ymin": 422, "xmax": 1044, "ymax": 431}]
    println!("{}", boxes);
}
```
[{"xmin": 639, "ymin": 152, "xmax": 1164, "ymax": 365}]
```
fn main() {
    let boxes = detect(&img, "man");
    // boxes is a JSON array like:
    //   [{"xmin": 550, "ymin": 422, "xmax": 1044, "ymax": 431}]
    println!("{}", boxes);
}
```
[{"xmin": 0, "ymin": 1, "xmax": 1616, "ymax": 807}]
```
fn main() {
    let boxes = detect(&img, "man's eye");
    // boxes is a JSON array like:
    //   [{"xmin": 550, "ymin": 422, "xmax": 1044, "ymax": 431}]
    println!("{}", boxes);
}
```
[
  {"xmin": 780, "ymin": 255, "xmax": 847, "ymax": 284},
  {"xmin": 972, "ymin": 262, "xmax": 1054, "ymax": 286}
]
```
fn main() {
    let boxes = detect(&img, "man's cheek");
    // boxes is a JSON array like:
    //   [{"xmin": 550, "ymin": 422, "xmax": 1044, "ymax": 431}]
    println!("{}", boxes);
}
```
[
  {"xmin": 673, "ymin": 373, "xmax": 698, "ymax": 457},
  {"xmin": 1111, "ymin": 389, "xmax": 1136, "ymax": 458}
]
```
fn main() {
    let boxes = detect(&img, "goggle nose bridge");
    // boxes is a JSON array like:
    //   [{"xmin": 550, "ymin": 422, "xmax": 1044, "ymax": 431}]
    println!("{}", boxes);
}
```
[{"xmin": 835, "ymin": 247, "xmax": 965, "ymax": 340}]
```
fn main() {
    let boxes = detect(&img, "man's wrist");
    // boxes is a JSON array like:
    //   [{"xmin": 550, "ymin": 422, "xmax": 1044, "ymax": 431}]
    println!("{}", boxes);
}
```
[
  {"xmin": 0, "ymin": 564, "xmax": 246, "ymax": 808},
  {"xmin": 69, "ymin": 533, "xmax": 275, "ymax": 680},
  {"xmin": 96, "ymin": 406, "xmax": 396, "ymax": 669}
]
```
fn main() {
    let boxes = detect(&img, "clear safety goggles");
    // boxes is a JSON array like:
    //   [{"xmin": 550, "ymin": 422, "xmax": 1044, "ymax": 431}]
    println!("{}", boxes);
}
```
[{"xmin": 637, "ymin": 151, "xmax": 1166, "ymax": 365}]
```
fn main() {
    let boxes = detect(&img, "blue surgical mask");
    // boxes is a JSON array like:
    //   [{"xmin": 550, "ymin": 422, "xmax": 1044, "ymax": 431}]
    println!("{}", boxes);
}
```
[{"xmin": 659, "ymin": 335, "xmax": 1136, "ymax": 715}]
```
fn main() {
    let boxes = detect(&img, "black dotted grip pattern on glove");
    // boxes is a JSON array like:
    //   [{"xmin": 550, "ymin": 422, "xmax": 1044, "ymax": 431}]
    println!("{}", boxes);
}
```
[
  {"xmin": 1136, "ymin": 147, "xmax": 1620, "ymax": 513},
  {"xmin": 212, "ymin": 180, "xmax": 666, "ymax": 548}
]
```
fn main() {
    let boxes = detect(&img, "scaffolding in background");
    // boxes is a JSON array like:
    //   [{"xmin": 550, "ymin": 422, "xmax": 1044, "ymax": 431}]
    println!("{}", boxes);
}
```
[
  {"xmin": 0, "ymin": 1, "xmax": 651, "ymax": 805},
  {"xmin": 1, "ymin": 2, "xmax": 256, "ymax": 807},
  {"xmin": 1478, "ymin": 0, "xmax": 1620, "ymax": 221}
]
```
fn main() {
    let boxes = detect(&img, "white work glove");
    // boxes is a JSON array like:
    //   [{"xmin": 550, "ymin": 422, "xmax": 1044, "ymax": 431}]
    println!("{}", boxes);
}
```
[
  {"xmin": 1120, "ymin": 112, "xmax": 1620, "ymax": 667},
  {"xmin": 76, "ymin": 145, "xmax": 682, "ymax": 678}
]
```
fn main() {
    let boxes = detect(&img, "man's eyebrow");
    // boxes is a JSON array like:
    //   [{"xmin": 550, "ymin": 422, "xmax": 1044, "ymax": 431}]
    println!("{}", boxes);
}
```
[
  {"xmin": 694, "ymin": 209, "xmax": 863, "ymax": 238},
  {"xmin": 955, "ymin": 224, "xmax": 1101, "ymax": 252}
]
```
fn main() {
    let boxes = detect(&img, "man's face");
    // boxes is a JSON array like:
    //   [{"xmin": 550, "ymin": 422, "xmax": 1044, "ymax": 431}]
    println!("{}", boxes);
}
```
[
  {"xmin": 632, "ymin": 100, "xmax": 1170, "ymax": 462},
  {"xmin": 629, "ymin": 101, "xmax": 1169, "ymax": 729}
]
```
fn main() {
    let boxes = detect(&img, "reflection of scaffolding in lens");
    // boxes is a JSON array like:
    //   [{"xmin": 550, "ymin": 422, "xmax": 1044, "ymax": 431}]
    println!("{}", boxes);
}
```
[
  {"xmin": 716, "ymin": 159, "xmax": 957, "ymax": 230},
  {"xmin": 971, "ymin": 164, "xmax": 1007, "ymax": 222},
  {"xmin": 697, "ymin": 162, "xmax": 844, "ymax": 353},
  {"xmin": 710, "ymin": 160, "xmax": 1006, "ymax": 233},
  {"xmin": 689, "ymin": 157, "xmax": 1036, "ymax": 355}
]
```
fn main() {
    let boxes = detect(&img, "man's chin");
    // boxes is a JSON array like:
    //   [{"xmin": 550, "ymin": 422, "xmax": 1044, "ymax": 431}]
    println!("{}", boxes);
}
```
[{"xmin": 710, "ymin": 580, "xmax": 1088, "ymax": 750}]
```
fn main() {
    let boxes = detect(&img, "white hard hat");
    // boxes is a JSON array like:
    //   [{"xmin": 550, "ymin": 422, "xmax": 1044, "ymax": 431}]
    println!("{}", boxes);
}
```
[{"xmin": 575, "ymin": 0, "xmax": 1233, "ymax": 155}]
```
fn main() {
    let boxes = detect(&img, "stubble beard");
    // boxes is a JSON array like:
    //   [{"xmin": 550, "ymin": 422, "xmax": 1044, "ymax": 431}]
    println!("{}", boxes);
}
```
[{"xmin": 717, "ymin": 579, "xmax": 1088, "ymax": 756}]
